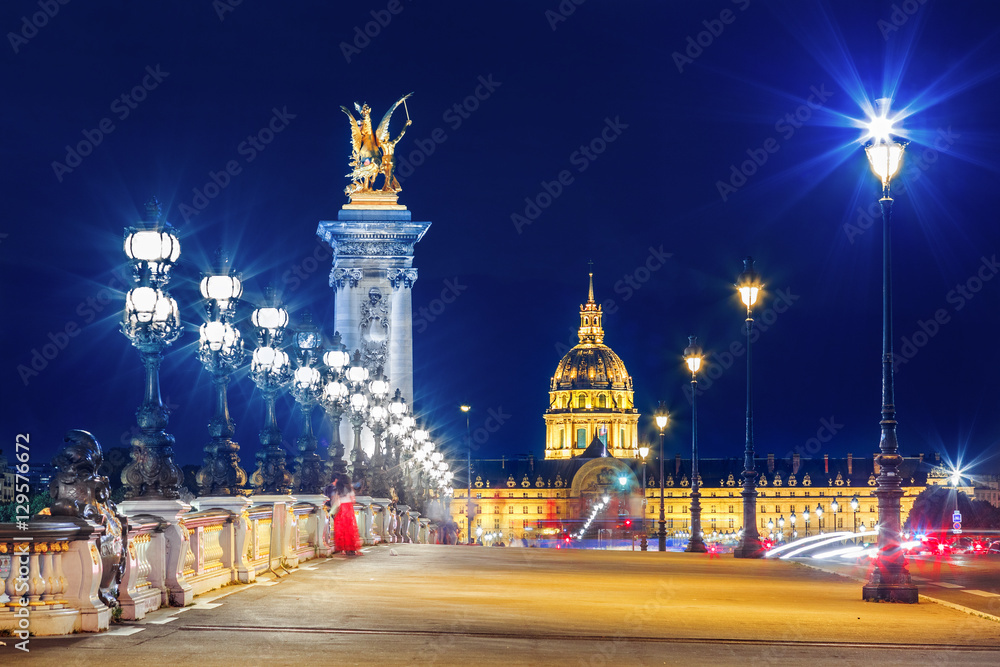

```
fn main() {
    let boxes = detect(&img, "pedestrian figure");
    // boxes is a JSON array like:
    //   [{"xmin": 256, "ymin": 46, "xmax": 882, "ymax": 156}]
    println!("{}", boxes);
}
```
[{"xmin": 327, "ymin": 474, "xmax": 362, "ymax": 555}]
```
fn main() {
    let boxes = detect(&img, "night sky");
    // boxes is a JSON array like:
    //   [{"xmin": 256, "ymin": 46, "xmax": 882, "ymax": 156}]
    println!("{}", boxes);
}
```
[{"xmin": 3, "ymin": 1, "xmax": 1000, "ymax": 479}]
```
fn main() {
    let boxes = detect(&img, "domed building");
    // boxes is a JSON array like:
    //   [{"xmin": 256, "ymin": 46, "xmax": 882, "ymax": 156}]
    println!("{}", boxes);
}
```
[{"xmin": 543, "ymin": 273, "xmax": 640, "ymax": 459}]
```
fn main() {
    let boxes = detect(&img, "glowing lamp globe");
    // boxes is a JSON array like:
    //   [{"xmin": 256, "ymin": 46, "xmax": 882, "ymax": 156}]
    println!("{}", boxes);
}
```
[
  {"xmin": 200, "ymin": 320, "xmax": 240, "ymax": 352},
  {"xmin": 638, "ymin": 446, "xmax": 649, "ymax": 459},
  {"xmin": 736, "ymin": 257, "xmax": 761, "ymax": 308},
  {"xmin": 323, "ymin": 348, "xmax": 350, "ymax": 371},
  {"xmin": 294, "ymin": 366, "xmax": 321, "ymax": 388},
  {"xmin": 683, "ymin": 335, "xmax": 703, "ymax": 374},
  {"xmin": 251, "ymin": 306, "xmax": 289, "ymax": 331},
  {"xmin": 125, "ymin": 229, "xmax": 181, "ymax": 264},
  {"xmin": 200, "ymin": 274, "xmax": 243, "ymax": 303},
  {"xmin": 324, "ymin": 379, "xmax": 348, "ymax": 402}
]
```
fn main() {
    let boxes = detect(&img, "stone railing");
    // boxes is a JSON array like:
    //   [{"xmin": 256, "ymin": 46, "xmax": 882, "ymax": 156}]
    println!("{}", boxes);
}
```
[{"xmin": 0, "ymin": 499, "xmax": 437, "ymax": 636}]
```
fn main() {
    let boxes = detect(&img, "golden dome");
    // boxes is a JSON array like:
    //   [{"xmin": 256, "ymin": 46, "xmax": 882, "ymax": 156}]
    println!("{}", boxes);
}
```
[
  {"xmin": 550, "ymin": 271, "xmax": 633, "ymax": 392},
  {"xmin": 551, "ymin": 344, "xmax": 633, "ymax": 392}
]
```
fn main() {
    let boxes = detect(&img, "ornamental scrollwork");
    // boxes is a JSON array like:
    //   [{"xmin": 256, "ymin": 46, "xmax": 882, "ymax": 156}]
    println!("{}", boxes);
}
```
[
  {"xmin": 388, "ymin": 268, "xmax": 418, "ymax": 290},
  {"xmin": 330, "ymin": 267, "xmax": 363, "ymax": 290}
]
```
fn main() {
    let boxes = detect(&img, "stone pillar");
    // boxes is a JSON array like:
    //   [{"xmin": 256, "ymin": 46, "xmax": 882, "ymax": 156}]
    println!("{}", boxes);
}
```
[
  {"xmin": 119, "ymin": 499, "xmax": 193, "ymax": 607},
  {"xmin": 317, "ymin": 208, "xmax": 431, "ymax": 462},
  {"xmin": 193, "ymin": 496, "xmax": 254, "ymax": 583}
]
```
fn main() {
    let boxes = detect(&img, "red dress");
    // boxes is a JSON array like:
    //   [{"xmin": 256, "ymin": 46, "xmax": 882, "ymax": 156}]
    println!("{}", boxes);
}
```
[{"xmin": 333, "ymin": 493, "xmax": 362, "ymax": 552}]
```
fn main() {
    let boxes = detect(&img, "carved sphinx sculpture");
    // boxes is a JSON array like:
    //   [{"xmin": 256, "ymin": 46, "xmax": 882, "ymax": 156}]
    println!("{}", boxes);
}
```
[{"xmin": 49, "ymin": 429, "xmax": 129, "ymax": 608}]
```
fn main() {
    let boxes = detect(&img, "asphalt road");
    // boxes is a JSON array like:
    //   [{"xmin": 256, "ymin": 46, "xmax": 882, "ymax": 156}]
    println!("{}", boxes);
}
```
[
  {"xmin": 6, "ymin": 545, "xmax": 1000, "ymax": 666},
  {"xmin": 801, "ymin": 553, "xmax": 1000, "ymax": 619}
]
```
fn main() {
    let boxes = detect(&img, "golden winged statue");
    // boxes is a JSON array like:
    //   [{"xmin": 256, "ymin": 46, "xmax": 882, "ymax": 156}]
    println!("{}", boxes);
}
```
[{"xmin": 341, "ymin": 93, "xmax": 413, "ymax": 198}]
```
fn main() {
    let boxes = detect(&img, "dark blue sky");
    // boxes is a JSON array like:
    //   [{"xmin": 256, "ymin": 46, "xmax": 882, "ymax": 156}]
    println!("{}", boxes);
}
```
[{"xmin": 3, "ymin": 1, "xmax": 1000, "ymax": 476}]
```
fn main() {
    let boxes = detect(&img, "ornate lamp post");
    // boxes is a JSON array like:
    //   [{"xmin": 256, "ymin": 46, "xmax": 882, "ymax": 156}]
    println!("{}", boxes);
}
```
[
  {"xmin": 321, "ymin": 332, "xmax": 351, "ymax": 479},
  {"xmin": 195, "ymin": 251, "xmax": 247, "ymax": 496},
  {"xmin": 683, "ymin": 336, "xmax": 707, "ymax": 553},
  {"xmin": 860, "ymin": 98, "xmax": 918, "ymax": 603},
  {"xmin": 366, "ymin": 369, "xmax": 391, "ymax": 497},
  {"xmin": 346, "ymin": 350, "xmax": 371, "ymax": 490},
  {"xmin": 638, "ymin": 444, "xmax": 649, "ymax": 551},
  {"xmin": 461, "ymin": 405, "xmax": 473, "ymax": 544},
  {"xmin": 120, "ymin": 198, "xmax": 184, "ymax": 500},
  {"xmin": 734, "ymin": 257, "xmax": 764, "ymax": 559},
  {"xmin": 249, "ymin": 288, "xmax": 293, "ymax": 495},
  {"xmin": 767, "ymin": 518, "xmax": 774, "ymax": 542},
  {"xmin": 654, "ymin": 402, "xmax": 669, "ymax": 552},
  {"xmin": 851, "ymin": 495, "xmax": 860, "ymax": 534},
  {"xmin": 815, "ymin": 503, "xmax": 824, "ymax": 534},
  {"xmin": 291, "ymin": 311, "xmax": 326, "ymax": 495},
  {"xmin": 790, "ymin": 509, "xmax": 797, "ymax": 540},
  {"xmin": 802, "ymin": 506, "xmax": 810, "ymax": 537},
  {"xmin": 830, "ymin": 498, "xmax": 840, "ymax": 532},
  {"xmin": 778, "ymin": 515, "xmax": 785, "ymax": 542}
]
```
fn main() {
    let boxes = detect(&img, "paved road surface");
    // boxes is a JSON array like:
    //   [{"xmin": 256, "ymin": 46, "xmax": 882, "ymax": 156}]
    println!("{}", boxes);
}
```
[{"xmin": 7, "ymin": 545, "xmax": 1000, "ymax": 666}]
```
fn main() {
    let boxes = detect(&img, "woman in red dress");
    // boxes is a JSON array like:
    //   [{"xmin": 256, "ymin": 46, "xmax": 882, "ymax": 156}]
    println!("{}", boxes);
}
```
[{"xmin": 329, "ymin": 474, "xmax": 362, "ymax": 555}]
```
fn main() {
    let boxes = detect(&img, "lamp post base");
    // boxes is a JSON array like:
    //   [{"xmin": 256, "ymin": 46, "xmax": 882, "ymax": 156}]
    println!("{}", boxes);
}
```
[
  {"xmin": 862, "ymin": 582, "xmax": 919, "ymax": 603},
  {"xmin": 657, "ymin": 520, "xmax": 666, "ymax": 552},
  {"xmin": 733, "ymin": 539, "xmax": 764, "ymax": 559},
  {"xmin": 640, "ymin": 534, "xmax": 648, "ymax": 552},
  {"xmin": 685, "ymin": 536, "xmax": 707, "ymax": 553}
]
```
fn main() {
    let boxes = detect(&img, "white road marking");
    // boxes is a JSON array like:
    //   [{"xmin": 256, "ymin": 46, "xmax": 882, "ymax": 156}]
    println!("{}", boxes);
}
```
[
  {"xmin": 104, "ymin": 626, "xmax": 145, "ymax": 637},
  {"xmin": 929, "ymin": 582, "xmax": 964, "ymax": 589},
  {"xmin": 964, "ymin": 589, "xmax": 1000, "ymax": 597},
  {"xmin": 909, "ymin": 575, "xmax": 930, "ymax": 582},
  {"xmin": 147, "ymin": 616, "xmax": 179, "ymax": 625}
]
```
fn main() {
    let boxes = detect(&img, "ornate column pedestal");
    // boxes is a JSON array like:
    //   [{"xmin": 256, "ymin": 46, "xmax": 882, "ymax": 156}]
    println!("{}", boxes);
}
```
[
  {"xmin": 119, "ymin": 499, "xmax": 193, "ymax": 606},
  {"xmin": 191, "ymin": 496, "xmax": 254, "ymax": 583}
]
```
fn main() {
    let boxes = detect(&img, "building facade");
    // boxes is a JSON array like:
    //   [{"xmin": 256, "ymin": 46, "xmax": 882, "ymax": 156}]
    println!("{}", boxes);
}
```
[{"xmin": 451, "ymin": 452, "xmax": 930, "ymax": 544}]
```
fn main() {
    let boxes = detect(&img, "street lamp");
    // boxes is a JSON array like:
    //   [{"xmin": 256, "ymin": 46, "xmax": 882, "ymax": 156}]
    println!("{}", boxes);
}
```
[
  {"xmin": 815, "ymin": 503, "xmax": 824, "ymax": 534},
  {"xmin": 249, "ymin": 287, "xmax": 293, "ymax": 494},
  {"xmin": 778, "ymin": 515, "xmax": 785, "ymax": 542},
  {"xmin": 683, "ymin": 336, "xmax": 707, "ymax": 553},
  {"xmin": 638, "ymin": 445, "xmax": 649, "ymax": 551},
  {"xmin": 831, "ymin": 498, "xmax": 840, "ymax": 532},
  {"xmin": 321, "ymin": 332, "xmax": 351, "ymax": 479},
  {"xmin": 789, "ymin": 510, "xmax": 797, "ymax": 541},
  {"xmin": 346, "ymin": 349, "xmax": 371, "ymax": 491},
  {"xmin": 195, "ymin": 250, "xmax": 247, "ymax": 496},
  {"xmin": 460, "ymin": 404, "xmax": 473, "ymax": 544},
  {"xmin": 655, "ymin": 402, "xmax": 669, "ymax": 551},
  {"xmin": 120, "ymin": 198, "xmax": 184, "ymax": 500},
  {"xmin": 734, "ymin": 257, "xmax": 763, "ymax": 558},
  {"xmin": 291, "ymin": 310, "xmax": 326, "ymax": 495},
  {"xmin": 767, "ymin": 518, "xmax": 774, "ymax": 542},
  {"xmin": 851, "ymin": 495, "xmax": 860, "ymax": 534},
  {"xmin": 802, "ymin": 507, "xmax": 810, "ymax": 537},
  {"xmin": 859, "ymin": 98, "xmax": 917, "ymax": 603}
]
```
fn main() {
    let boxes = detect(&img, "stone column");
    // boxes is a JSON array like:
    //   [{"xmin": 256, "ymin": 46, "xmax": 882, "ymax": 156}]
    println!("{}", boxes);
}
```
[{"xmin": 317, "ymin": 208, "xmax": 431, "ymax": 463}]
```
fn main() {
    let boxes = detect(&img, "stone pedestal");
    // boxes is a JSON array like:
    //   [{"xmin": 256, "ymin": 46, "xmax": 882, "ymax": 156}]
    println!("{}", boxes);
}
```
[
  {"xmin": 354, "ymin": 496, "xmax": 375, "ymax": 546},
  {"xmin": 119, "ymin": 499, "xmax": 193, "ymax": 606},
  {"xmin": 396, "ymin": 504, "xmax": 411, "ymax": 543},
  {"xmin": 317, "ymin": 208, "xmax": 431, "ymax": 461},
  {"xmin": 248, "ymin": 494, "xmax": 297, "ymax": 568},
  {"xmin": 192, "ymin": 496, "xmax": 254, "ymax": 583},
  {"xmin": 371, "ymin": 497, "xmax": 391, "ymax": 543}
]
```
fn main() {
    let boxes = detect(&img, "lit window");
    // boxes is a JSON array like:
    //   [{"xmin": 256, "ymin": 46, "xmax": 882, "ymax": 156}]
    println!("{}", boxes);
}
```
[
  {"xmin": 537, "ymin": 506, "xmax": 542, "ymax": 514},
  {"xmin": 522, "ymin": 507, "xmax": 527, "ymax": 514},
  {"xmin": 728, "ymin": 505, "xmax": 734, "ymax": 513},
  {"xmin": 509, "ymin": 507, "xmax": 514, "ymax": 514}
]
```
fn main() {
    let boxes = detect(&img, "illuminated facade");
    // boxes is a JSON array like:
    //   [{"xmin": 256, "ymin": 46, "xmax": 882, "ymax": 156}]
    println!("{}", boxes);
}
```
[
  {"xmin": 451, "ymin": 452, "xmax": 930, "ymax": 544},
  {"xmin": 544, "ymin": 273, "xmax": 639, "ymax": 460}
]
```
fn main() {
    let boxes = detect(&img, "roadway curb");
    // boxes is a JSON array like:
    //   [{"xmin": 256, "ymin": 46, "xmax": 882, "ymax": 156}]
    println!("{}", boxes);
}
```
[{"xmin": 796, "ymin": 560, "xmax": 1000, "ymax": 624}]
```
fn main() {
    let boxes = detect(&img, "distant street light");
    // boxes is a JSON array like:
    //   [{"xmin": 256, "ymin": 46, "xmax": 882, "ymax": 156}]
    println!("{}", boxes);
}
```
[
  {"xmin": 461, "ymin": 404, "xmax": 473, "ymax": 544},
  {"xmin": 655, "ymin": 402, "xmax": 670, "ymax": 552},
  {"xmin": 639, "ymin": 445, "xmax": 649, "ymax": 551},
  {"xmin": 684, "ymin": 336, "xmax": 706, "ymax": 554},
  {"xmin": 815, "ymin": 503, "xmax": 824, "ymax": 534},
  {"xmin": 734, "ymin": 258, "xmax": 763, "ymax": 559},
  {"xmin": 249, "ymin": 287, "xmax": 293, "ymax": 494},
  {"xmin": 831, "ymin": 498, "xmax": 840, "ymax": 532},
  {"xmin": 851, "ymin": 495, "xmax": 860, "ymax": 534},
  {"xmin": 802, "ymin": 507, "xmax": 810, "ymax": 537},
  {"xmin": 859, "ymin": 98, "xmax": 918, "ymax": 603}
]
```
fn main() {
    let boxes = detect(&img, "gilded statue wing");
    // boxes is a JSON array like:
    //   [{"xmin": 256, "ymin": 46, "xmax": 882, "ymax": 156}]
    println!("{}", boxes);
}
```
[
  {"xmin": 375, "ymin": 93, "xmax": 412, "ymax": 145},
  {"xmin": 341, "ymin": 105, "xmax": 363, "ymax": 156}
]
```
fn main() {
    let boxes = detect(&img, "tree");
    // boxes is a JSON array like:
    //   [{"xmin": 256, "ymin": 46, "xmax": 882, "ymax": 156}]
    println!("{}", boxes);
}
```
[{"xmin": 905, "ymin": 485, "xmax": 1000, "ymax": 533}]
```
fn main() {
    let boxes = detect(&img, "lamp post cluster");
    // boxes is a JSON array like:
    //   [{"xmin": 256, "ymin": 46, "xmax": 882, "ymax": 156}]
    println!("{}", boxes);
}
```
[{"xmin": 118, "ymin": 198, "xmax": 455, "ymax": 512}]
